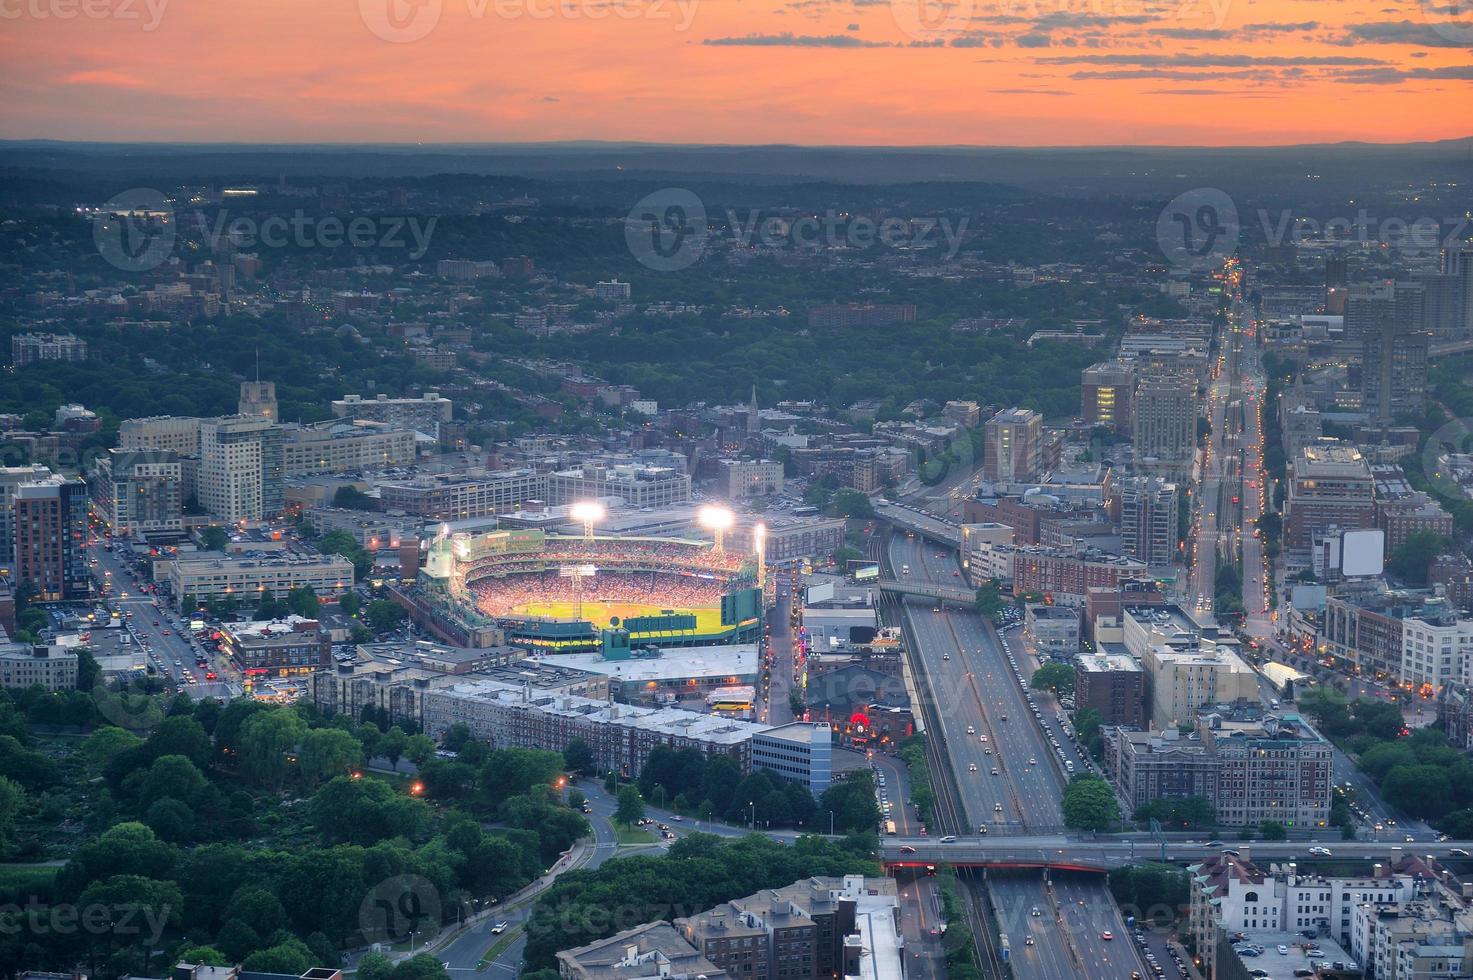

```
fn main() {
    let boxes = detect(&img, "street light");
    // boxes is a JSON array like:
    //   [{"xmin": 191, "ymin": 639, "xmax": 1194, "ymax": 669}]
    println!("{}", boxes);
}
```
[
  {"xmin": 569, "ymin": 500, "xmax": 606, "ymax": 544},
  {"xmin": 699, "ymin": 505, "xmax": 735, "ymax": 554}
]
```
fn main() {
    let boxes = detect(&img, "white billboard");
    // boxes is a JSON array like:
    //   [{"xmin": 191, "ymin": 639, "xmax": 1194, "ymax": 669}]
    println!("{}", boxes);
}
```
[{"xmin": 1341, "ymin": 528, "xmax": 1385, "ymax": 577}]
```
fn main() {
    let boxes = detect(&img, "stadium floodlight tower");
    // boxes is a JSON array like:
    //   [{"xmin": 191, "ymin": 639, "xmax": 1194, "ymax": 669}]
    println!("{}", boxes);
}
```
[
  {"xmin": 698, "ymin": 504, "xmax": 735, "ymax": 555},
  {"xmin": 753, "ymin": 522, "xmax": 767, "ymax": 591},
  {"xmin": 569, "ymin": 500, "xmax": 606, "ymax": 544}
]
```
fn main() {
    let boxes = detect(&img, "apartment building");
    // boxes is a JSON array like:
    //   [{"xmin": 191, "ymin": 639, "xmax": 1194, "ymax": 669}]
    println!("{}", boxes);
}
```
[
  {"xmin": 90, "ymin": 448, "xmax": 183, "ymax": 539},
  {"xmin": 1074, "ymin": 649, "xmax": 1146, "ymax": 728},
  {"xmin": 1198, "ymin": 707, "xmax": 1333, "ymax": 830},
  {"xmin": 1009, "ymin": 546, "xmax": 1150, "ymax": 605},
  {"xmin": 1285, "ymin": 442, "xmax": 1377, "ymax": 552},
  {"xmin": 558, "ymin": 923, "xmax": 728, "ymax": 980},
  {"xmin": 332, "ymin": 392, "xmax": 453, "ymax": 437},
  {"xmin": 12, "ymin": 332, "xmax": 88, "ymax": 365},
  {"xmin": 1080, "ymin": 359, "xmax": 1135, "ymax": 432},
  {"xmin": 1115, "ymin": 476, "xmax": 1179, "ymax": 566},
  {"xmin": 0, "ymin": 465, "xmax": 54, "ymax": 570},
  {"xmin": 1132, "ymin": 371, "xmax": 1198, "ymax": 472},
  {"xmin": 13, "ymin": 476, "xmax": 89, "ymax": 601},
  {"xmin": 0, "ymin": 643, "xmax": 78, "ymax": 691},
  {"xmin": 198, "ymin": 415, "xmax": 281, "ymax": 522},
  {"xmin": 982, "ymin": 407, "xmax": 1042, "ymax": 482},
  {"xmin": 1104, "ymin": 727, "xmax": 1219, "ymax": 814}
]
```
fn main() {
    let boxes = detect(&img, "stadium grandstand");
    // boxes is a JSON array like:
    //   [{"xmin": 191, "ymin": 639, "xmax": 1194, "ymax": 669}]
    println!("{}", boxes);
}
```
[{"xmin": 417, "ymin": 528, "xmax": 763, "ymax": 651}]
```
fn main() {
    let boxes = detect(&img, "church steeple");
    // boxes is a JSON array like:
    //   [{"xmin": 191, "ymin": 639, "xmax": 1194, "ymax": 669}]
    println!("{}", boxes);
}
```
[{"xmin": 747, "ymin": 385, "xmax": 760, "ymax": 434}]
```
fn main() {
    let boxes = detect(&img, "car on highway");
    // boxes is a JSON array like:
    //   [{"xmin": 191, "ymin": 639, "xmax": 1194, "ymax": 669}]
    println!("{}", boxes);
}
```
[
  {"xmin": 990, "ymin": 768, "xmax": 998, "ymax": 775},
  {"xmin": 1450, "ymin": 848, "xmax": 1470, "ymax": 857},
  {"xmin": 993, "ymin": 803, "xmax": 1002, "ymax": 812},
  {"xmin": 491, "ymin": 922, "xmax": 509, "ymax": 934},
  {"xmin": 942, "ymin": 653, "xmax": 949, "ymax": 660},
  {"xmin": 1100, "ymin": 931, "xmax": 1113, "ymax": 940},
  {"xmin": 968, "ymin": 763, "xmax": 977, "ymax": 772},
  {"xmin": 1030, "ymin": 906, "xmax": 1041, "ymax": 917},
  {"xmin": 1024, "ymin": 936, "xmax": 1034, "ymax": 946},
  {"xmin": 1307, "ymin": 846, "xmax": 1331, "ymax": 857},
  {"xmin": 1028, "ymin": 758, "xmax": 1036, "ymax": 766},
  {"xmin": 899, "ymin": 845, "xmax": 917, "ymax": 853},
  {"xmin": 966, "ymin": 726, "xmax": 975, "ymax": 735},
  {"xmin": 938, "ymin": 835, "xmax": 957, "ymax": 843}
]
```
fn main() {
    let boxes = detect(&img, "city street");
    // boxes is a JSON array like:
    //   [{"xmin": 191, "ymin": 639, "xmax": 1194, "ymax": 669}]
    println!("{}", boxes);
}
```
[{"xmin": 88, "ymin": 539, "xmax": 241, "ymax": 701}]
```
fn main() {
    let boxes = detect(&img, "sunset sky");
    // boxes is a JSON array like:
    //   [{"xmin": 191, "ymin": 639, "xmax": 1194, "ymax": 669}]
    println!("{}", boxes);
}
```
[{"xmin": 2, "ymin": 0, "xmax": 1470, "ymax": 145}]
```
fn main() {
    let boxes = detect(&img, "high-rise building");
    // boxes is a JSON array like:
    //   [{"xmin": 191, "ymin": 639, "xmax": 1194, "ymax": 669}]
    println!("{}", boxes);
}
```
[
  {"xmin": 238, "ymin": 380, "xmax": 278, "ymax": 423},
  {"xmin": 1080, "ymin": 359, "xmax": 1134, "ymax": 432},
  {"xmin": 1285, "ymin": 442, "xmax": 1376, "ymax": 552},
  {"xmin": 983, "ymin": 407, "xmax": 1042, "ymax": 482},
  {"xmin": 0, "ymin": 465, "xmax": 53, "ymax": 575},
  {"xmin": 13, "ymin": 476, "xmax": 89, "ymax": 601},
  {"xmin": 1131, "ymin": 370, "xmax": 1198, "ymax": 471},
  {"xmin": 1446, "ymin": 244, "xmax": 1473, "ymax": 339},
  {"xmin": 1361, "ymin": 311, "xmax": 1430, "ymax": 425},
  {"xmin": 90, "ymin": 449, "xmax": 183, "ymax": 539},
  {"xmin": 1115, "ymin": 475, "xmax": 1179, "ymax": 566},
  {"xmin": 198, "ymin": 415, "xmax": 278, "ymax": 523}
]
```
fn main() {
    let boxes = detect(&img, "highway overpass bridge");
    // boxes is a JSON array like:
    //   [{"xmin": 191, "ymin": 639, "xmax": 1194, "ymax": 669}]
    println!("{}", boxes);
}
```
[
  {"xmin": 874, "ymin": 501, "xmax": 962, "ymax": 548},
  {"xmin": 876, "ymin": 579, "xmax": 977, "ymax": 605},
  {"xmin": 880, "ymin": 837, "xmax": 1473, "ymax": 873}
]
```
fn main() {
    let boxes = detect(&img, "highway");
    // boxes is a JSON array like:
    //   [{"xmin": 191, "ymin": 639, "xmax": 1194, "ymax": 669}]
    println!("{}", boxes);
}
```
[{"xmin": 886, "ymin": 531, "xmax": 1147, "ymax": 978}]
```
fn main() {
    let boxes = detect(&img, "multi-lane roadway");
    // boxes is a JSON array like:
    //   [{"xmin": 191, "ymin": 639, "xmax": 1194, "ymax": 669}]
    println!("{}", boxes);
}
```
[{"xmin": 887, "ymin": 532, "xmax": 1151, "ymax": 979}]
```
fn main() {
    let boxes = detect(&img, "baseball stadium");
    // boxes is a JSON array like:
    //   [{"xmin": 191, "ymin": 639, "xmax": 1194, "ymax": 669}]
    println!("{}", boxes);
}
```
[{"xmin": 418, "ymin": 527, "xmax": 764, "ymax": 652}]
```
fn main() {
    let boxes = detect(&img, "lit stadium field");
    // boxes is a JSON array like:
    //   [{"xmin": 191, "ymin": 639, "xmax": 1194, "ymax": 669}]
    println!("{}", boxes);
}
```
[{"xmin": 513, "ymin": 600, "xmax": 725, "ymax": 634}]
